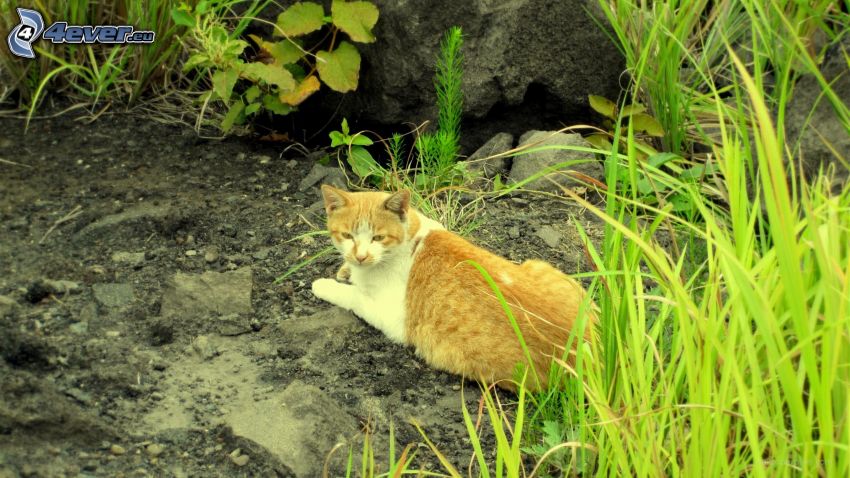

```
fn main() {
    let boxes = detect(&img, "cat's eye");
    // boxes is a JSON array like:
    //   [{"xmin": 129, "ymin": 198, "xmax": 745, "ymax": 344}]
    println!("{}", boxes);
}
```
[
  {"xmin": 341, "ymin": 232, "xmax": 353, "ymax": 239},
  {"xmin": 372, "ymin": 235, "xmax": 385, "ymax": 242}
]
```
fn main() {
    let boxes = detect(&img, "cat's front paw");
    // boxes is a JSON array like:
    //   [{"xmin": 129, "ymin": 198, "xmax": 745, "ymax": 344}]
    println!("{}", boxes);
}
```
[
  {"xmin": 336, "ymin": 263, "xmax": 352, "ymax": 282},
  {"xmin": 311, "ymin": 278, "xmax": 344, "ymax": 305}
]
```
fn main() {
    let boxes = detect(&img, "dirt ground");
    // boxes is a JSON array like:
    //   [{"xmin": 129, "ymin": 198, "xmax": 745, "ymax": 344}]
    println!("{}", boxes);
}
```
[{"xmin": 0, "ymin": 113, "xmax": 603, "ymax": 477}]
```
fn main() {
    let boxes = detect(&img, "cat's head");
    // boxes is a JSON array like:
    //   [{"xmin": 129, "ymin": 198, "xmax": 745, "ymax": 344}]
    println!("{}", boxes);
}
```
[{"xmin": 320, "ymin": 184, "xmax": 411, "ymax": 267}]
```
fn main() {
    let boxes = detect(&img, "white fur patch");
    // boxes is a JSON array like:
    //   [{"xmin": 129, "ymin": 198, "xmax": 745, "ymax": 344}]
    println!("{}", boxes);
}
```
[{"xmin": 331, "ymin": 211, "xmax": 444, "ymax": 342}]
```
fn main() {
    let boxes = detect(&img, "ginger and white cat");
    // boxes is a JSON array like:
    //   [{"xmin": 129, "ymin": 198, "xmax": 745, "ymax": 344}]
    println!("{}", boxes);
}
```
[{"xmin": 311, "ymin": 184, "xmax": 596, "ymax": 391}]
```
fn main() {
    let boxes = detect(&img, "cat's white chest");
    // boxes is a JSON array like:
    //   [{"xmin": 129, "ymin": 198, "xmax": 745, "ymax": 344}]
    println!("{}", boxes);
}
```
[{"xmin": 349, "ymin": 253, "xmax": 412, "ymax": 342}]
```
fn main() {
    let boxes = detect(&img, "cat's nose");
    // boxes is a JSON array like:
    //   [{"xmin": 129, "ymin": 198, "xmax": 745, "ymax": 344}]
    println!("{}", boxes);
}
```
[{"xmin": 355, "ymin": 253, "xmax": 368, "ymax": 263}]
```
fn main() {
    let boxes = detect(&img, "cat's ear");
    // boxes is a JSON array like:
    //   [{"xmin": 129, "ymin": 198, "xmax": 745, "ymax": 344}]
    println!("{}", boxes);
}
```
[
  {"xmin": 383, "ymin": 190, "xmax": 410, "ymax": 220},
  {"xmin": 321, "ymin": 184, "xmax": 349, "ymax": 214}
]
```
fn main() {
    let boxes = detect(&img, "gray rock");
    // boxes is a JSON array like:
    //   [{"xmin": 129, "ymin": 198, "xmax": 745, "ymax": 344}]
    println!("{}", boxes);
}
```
[
  {"xmin": 110, "ymin": 251, "xmax": 145, "ymax": 267},
  {"xmin": 535, "ymin": 225, "xmax": 562, "ymax": 249},
  {"xmin": 160, "ymin": 268, "xmax": 253, "ymax": 319},
  {"xmin": 92, "ymin": 283, "xmax": 135, "ymax": 308},
  {"xmin": 75, "ymin": 203, "xmax": 173, "ymax": 239},
  {"xmin": 310, "ymin": 0, "xmax": 624, "ymax": 149},
  {"xmin": 465, "ymin": 132, "xmax": 514, "ymax": 188},
  {"xmin": 785, "ymin": 36, "xmax": 850, "ymax": 189},
  {"xmin": 252, "ymin": 247, "xmax": 271, "ymax": 261},
  {"xmin": 507, "ymin": 226, "xmax": 521, "ymax": 239},
  {"xmin": 215, "ymin": 314, "xmax": 253, "ymax": 336},
  {"xmin": 46, "ymin": 279, "xmax": 82, "ymax": 294},
  {"xmin": 191, "ymin": 335, "xmax": 218, "ymax": 360},
  {"xmin": 226, "ymin": 379, "xmax": 358, "ymax": 478},
  {"xmin": 509, "ymin": 131, "xmax": 602, "ymax": 191},
  {"xmin": 297, "ymin": 163, "xmax": 347, "ymax": 192}
]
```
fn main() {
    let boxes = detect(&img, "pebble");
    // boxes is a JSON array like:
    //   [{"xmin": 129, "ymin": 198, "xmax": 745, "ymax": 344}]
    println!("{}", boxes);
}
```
[
  {"xmin": 256, "ymin": 155, "xmax": 272, "ymax": 164},
  {"xmin": 69, "ymin": 321, "xmax": 89, "ymax": 335},
  {"xmin": 146, "ymin": 443, "xmax": 165, "ymax": 457},
  {"xmin": 451, "ymin": 384, "xmax": 461, "ymax": 391},
  {"xmin": 252, "ymin": 248, "xmax": 270, "ymax": 260},
  {"xmin": 105, "ymin": 330, "xmax": 121, "ymax": 338},
  {"xmin": 229, "ymin": 449, "xmax": 250, "ymax": 467},
  {"xmin": 535, "ymin": 225, "xmax": 562, "ymax": 249},
  {"xmin": 204, "ymin": 247, "xmax": 220, "ymax": 263},
  {"xmin": 507, "ymin": 226, "xmax": 521, "ymax": 239},
  {"xmin": 185, "ymin": 249, "xmax": 198, "ymax": 257},
  {"xmin": 110, "ymin": 444, "xmax": 127, "ymax": 455}
]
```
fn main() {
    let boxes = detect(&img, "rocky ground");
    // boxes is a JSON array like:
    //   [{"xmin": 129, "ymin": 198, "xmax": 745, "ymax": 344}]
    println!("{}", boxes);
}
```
[{"xmin": 0, "ymin": 113, "xmax": 604, "ymax": 477}]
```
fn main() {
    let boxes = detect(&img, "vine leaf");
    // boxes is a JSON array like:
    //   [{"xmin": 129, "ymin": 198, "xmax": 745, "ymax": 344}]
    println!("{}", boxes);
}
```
[
  {"xmin": 249, "ymin": 34, "xmax": 303, "ymax": 65},
  {"xmin": 240, "ymin": 62, "xmax": 296, "ymax": 91},
  {"xmin": 280, "ymin": 75, "xmax": 321, "ymax": 105},
  {"xmin": 589, "ymin": 95, "xmax": 617, "ymax": 119},
  {"xmin": 331, "ymin": 0, "xmax": 379, "ymax": 43},
  {"xmin": 276, "ymin": 2, "xmax": 325, "ymax": 37},
  {"xmin": 631, "ymin": 113, "xmax": 665, "ymax": 136},
  {"xmin": 620, "ymin": 103, "xmax": 646, "ymax": 117},
  {"xmin": 221, "ymin": 99, "xmax": 245, "ymax": 132},
  {"xmin": 212, "ymin": 67, "xmax": 239, "ymax": 102},
  {"xmin": 316, "ymin": 41, "xmax": 361, "ymax": 92}
]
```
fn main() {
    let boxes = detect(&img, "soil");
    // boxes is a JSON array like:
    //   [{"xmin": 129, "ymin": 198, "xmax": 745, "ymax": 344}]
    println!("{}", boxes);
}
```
[{"xmin": 0, "ymin": 112, "xmax": 604, "ymax": 477}]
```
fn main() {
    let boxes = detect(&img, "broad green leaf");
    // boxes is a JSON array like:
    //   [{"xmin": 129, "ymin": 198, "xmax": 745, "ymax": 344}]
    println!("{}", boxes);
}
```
[
  {"xmin": 280, "ymin": 75, "xmax": 320, "ymax": 105},
  {"xmin": 620, "ymin": 103, "xmax": 646, "ymax": 117},
  {"xmin": 348, "ymin": 133, "xmax": 373, "ymax": 146},
  {"xmin": 329, "ymin": 130, "xmax": 347, "ymax": 147},
  {"xmin": 183, "ymin": 53, "xmax": 210, "ymax": 72},
  {"xmin": 585, "ymin": 133, "xmax": 614, "ymax": 152},
  {"xmin": 212, "ymin": 68, "xmax": 239, "ymax": 102},
  {"xmin": 239, "ymin": 62, "xmax": 296, "ymax": 91},
  {"xmin": 316, "ymin": 41, "xmax": 361, "ymax": 92},
  {"xmin": 170, "ymin": 8, "xmax": 195, "ymax": 27},
  {"xmin": 262, "ymin": 94, "xmax": 293, "ymax": 115},
  {"xmin": 636, "ymin": 178, "xmax": 654, "ymax": 195},
  {"xmin": 223, "ymin": 39, "xmax": 248, "ymax": 59},
  {"xmin": 249, "ymin": 34, "xmax": 303, "ymax": 65},
  {"xmin": 276, "ymin": 2, "xmax": 325, "ymax": 37},
  {"xmin": 244, "ymin": 102, "xmax": 261, "ymax": 115},
  {"xmin": 347, "ymin": 145, "xmax": 379, "ymax": 178},
  {"xmin": 631, "ymin": 113, "xmax": 665, "ymax": 136},
  {"xmin": 589, "ymin": 94, "xmax": 617, "ymax": 119},
  {"xmin": 647, "ymin": 152, "xmax": 681, "ymax": 169},
  {"xmin": 670, "ymin": 194, "xmax": 695, "ymax": 212},
  {"xmin": 244, "ymin": 85, "xmax": 261, "ymax": 102},
  {"xmin": 331, "ymin": 0, "xmax": 379, "ymax": 43},
  {"xmin": 221, "ymin": 99, "xmax": 245, "ymax": 132},
  {"xmin": 196, "ymin": 1, "xmax": 209, "ymax": 14},
  {"xmin": 211, "ymin": 25, "xmax": 228, "ymax": 44}
]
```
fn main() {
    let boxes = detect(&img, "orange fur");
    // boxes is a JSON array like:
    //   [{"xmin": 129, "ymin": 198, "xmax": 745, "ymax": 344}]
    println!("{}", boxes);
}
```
[
  {"xmin": 316, "ymin": 185, "xmax": 596, "ymax": 392},
  {"xmin": 406, "ymin": 230, "xmax": 596, "ymax": 392}
]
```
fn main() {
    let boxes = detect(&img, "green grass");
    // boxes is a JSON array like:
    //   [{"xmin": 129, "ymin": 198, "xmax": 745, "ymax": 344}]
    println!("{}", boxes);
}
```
[
  {"xmin": 312, "ymin": 2, "xmax": 848, "ymax": 473},
  {"xmin": 0, "ymin": 0, "xmax": 189, "ymax": 114},
  {"xmin": 421, "ymin": 1, "xmax": 850, "ymax": 476}
]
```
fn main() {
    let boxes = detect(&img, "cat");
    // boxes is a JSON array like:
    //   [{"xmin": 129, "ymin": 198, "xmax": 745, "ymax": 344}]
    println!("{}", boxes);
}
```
[{"xmin": 311, "ymin": 184, "xmax": 596, "ymax": 391}]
